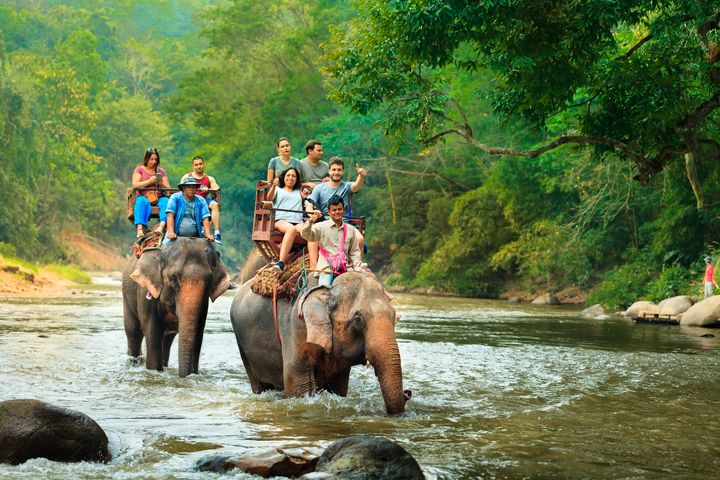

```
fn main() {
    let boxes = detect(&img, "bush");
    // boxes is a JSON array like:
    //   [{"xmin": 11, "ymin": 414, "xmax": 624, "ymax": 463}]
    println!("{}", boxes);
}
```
[
  {"xmin": 645, "ymin": 264, "xmax": 695, "ymax": 302},
  {"xmin": 587, "ymin": 261, "xmax": 654, "ymax": 310},
  {"xmin": 0, "ymin": 242, "xmax": 17, "ymax": 258}
]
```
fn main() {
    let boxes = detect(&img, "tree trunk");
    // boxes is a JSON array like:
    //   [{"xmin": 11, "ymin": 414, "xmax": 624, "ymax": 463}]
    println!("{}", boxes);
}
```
[{"xmin": 685, "ymin": 151, "xmax": 704, "ymax": 209}]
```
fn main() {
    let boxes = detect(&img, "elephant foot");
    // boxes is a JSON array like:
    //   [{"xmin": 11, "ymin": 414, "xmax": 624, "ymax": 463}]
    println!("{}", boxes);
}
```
[{"xmin": 126, "ymin": 355, "xmax": 143, "ymax": 366}]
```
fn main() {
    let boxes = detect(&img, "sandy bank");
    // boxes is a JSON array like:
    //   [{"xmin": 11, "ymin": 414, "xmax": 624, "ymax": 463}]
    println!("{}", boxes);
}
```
[{"xmin": 0, "ymin": 233, "xmax": 127, "ymax": 299}]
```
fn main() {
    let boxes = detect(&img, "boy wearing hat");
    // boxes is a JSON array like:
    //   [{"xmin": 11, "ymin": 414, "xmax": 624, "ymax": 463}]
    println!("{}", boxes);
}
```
[
  {"xmin": 164, "ymin": 177, "xmax": 214, "ymax": 243},
  {"xmin": 704, "ymin": 256, "xmax": 718, "ymax": 298}
]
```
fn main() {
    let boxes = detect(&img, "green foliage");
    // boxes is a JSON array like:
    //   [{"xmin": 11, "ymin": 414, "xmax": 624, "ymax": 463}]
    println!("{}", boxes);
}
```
[
  {"xmin": 492, "ymin": 220, "xmax": 592, "ymax": 290},
  {"xmin": 3, "ymin": 0, "xmax": 720, "ymax": 309},
  {"xmin": 645, "ymin": 264, "xmax": 695, "ymax": 303},
  {"xmin": 0, "ymin": 243, "xmax": 17, "ymax": 258},
  {"xmin": 325, "ymin": 1, "xmax": 720, "ymax": 180},
  {"xmin": 587, "ymin": 261, "xmax": 654, "ymax": 311},
  {"xmin": 415, "ymin": 187, "xmax": 515, "ymax": 297}
]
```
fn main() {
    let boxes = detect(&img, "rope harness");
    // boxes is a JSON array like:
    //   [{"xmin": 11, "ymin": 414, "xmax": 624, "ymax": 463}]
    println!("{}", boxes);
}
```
[{"xmin": 252, "ymin": 252, "xmax": 311, "ymax": 347}]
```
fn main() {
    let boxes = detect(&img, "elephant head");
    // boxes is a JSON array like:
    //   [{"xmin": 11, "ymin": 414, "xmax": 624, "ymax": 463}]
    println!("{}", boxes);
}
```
[
  {"xmin": 130, "ymin": 237, "xmax": 230, "ymax": 377},
  {"xmin": 299, "ymin": 272, "xmax": 407, "ymax": 415}
]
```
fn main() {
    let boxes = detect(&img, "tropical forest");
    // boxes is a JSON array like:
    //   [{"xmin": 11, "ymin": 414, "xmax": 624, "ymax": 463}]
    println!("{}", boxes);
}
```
[{"xmin": 3, "ymin": 0, "xmax": 720, "ymax": 309}]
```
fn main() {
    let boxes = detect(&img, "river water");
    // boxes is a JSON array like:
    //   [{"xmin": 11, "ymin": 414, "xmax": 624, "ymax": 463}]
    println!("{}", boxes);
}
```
[{"xmin": 1, "ymin": 275, "xmax": 719, "ymax": 479}]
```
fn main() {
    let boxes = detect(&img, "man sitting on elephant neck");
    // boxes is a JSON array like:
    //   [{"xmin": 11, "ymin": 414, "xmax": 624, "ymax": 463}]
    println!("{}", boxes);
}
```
[
  {"xmin": 164, "ymin": 177, "xmax": 215, "ymax": 244},
  {"xmin": 301, "ymin": 194, "xmax": 362, "ymax": 287}
]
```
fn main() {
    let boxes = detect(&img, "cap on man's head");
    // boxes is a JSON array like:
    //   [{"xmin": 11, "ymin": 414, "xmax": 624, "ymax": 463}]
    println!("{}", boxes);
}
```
[
  {"xmin": 705, "ymin": 256, "xmax": 712, "ymax": 263},
  {"xmin": 178, "ymin": 177, "xmax": 201, "ymax": 189}
]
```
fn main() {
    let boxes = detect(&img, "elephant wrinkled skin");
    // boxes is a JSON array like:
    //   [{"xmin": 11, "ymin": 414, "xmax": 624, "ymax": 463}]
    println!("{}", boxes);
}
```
[
  {"xmin": 122, "ymin": 237, "xmax": 231, "ymax": 377},
  {"xmin": 230, "ymin": 271, "xmax": 408, "ymax": 415}
]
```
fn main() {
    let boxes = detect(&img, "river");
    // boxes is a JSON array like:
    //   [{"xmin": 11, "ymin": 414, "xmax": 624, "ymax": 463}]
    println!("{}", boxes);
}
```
[{"xmin": 1, "ymin": 275, "xmax": 719, "ymax": 479}]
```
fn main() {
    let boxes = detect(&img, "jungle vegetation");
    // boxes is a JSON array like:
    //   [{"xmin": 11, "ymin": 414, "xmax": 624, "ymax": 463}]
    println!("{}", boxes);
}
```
[{"xmin": 2, "ymin": 0, "xmax": 719, "ymax": 308}]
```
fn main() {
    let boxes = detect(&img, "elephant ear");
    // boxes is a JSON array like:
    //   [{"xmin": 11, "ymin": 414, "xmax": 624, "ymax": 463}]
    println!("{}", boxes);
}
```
[
  {"xmin": 130, "ymin": 250, "xmax": 162, "ymax": 299},
  {"xmin": 209, "ymin": 251, "xmax": 231, "ymax": 302},
  {"xmin": 301, "ymin": 287, "xmax": 331, "ymax": 353}
]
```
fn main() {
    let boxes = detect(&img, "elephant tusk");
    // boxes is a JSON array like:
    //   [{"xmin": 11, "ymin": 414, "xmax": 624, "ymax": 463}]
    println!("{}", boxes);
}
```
[{"xmin": 365, "ymin": 359, "xmax": 371, "ymax": 368}]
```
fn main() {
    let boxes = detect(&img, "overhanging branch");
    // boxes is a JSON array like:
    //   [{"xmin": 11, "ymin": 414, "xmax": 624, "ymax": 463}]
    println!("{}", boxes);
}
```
[{"xmin": 426, "ymin": 127, "xmax": 644, "ymax": 163}]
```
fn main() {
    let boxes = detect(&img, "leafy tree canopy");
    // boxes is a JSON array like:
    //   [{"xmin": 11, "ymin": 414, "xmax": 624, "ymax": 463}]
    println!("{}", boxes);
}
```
[{"xmin": 325, "ymin": 1, "xmax": 720, "ymax": 184}]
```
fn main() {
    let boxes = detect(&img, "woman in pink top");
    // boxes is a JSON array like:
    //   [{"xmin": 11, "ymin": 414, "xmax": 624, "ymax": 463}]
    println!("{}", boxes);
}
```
[{"xmin": 132, "ymin": 148, "xmax": 171, "ymax": 237}]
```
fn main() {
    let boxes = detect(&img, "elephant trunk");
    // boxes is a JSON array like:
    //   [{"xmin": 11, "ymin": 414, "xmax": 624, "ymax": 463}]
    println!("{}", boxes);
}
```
[
  {"xmin": 176, "ymin": 280, "xmax": 209, "ymax": 377},
  {"xmin": 366, "ymin": 316, "xmax": 406, "ymax": 415}
]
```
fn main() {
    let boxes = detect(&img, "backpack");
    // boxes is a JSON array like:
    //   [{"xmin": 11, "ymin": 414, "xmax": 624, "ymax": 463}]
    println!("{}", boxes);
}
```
[{"xmin": 319, "ymin": 223, "xmax": 348, "ymax": 276}]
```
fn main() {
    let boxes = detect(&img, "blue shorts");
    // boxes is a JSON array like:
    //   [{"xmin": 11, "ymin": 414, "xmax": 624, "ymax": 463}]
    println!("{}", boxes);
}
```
[{"xmin": 203, "ymin": 197, "xmax": 216, "ymax": 207}]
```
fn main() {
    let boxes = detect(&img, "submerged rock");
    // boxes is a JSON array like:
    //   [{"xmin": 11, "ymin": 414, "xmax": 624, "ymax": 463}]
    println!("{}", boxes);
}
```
[
  {"xmin": 622, "ymin": 301, "xmax": 658, "ymax": 317},
  {"xmin": 196, "ymin": 448, "xmax": 319, "ymax": 477},
  {"xmin": 580, "ymin": 304, "xmax": 607, "ymax": 318},
  {"xmin": 314, "ymin": 435, "xmax": 425, "ymax": 480},
  {"xmin": 531, "ymin": 293, "xmax": 559, "ymax": 305},
  {"xmin": 679, "ymin": 296, "xmax": 720, "ymax": 327},
  {"xmin": 0, "ymin": 399, "xmax": 110, "ymax": 465}
]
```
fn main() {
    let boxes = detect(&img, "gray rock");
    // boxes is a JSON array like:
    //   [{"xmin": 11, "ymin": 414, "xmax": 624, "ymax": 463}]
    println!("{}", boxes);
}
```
[
  {"xmin": 316, "ymin": 435, "xmax": 425, "ymax": 480},
  {"xmin": 531, "ymin": 293, "xmax": 560, "ymax": 305},
  {"xmin": 0, "ymin": 399, "xmax": 110, "ymax": 465},
  {"xmin": 580, "ymin": 304, "xmax": 607, "ymax": 318},
  {"xmin": 679, "ymin": 296, "xmax": 720, "ymax": 327},
  {"xmin": 300, "ymin": 473, "xmax": 342, "ymax": 479},
  {"xmin": 196, "ymin": 448, "xmax": 319, "ymax": 477},
  {"xmin": 658, "ymin": 295, "xmax": 693, "ymax": 315},
  {"xmin": 622, "ymin": 300, "xmax": 658, "ymax": 317}
]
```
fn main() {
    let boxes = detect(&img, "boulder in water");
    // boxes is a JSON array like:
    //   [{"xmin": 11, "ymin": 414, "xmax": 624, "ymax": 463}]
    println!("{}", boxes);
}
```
[
  {"xmin": 196, "ymin": 448, "xmax": 319, "ymax": 477},
  {"xmin": 658, "ymin": 295, "xmax": 693, "ymax": 315},
  {"xmin": 0, "ymin": 399, "xmax": 110, "ymax": 465},
  {"xmin": 314, "ymin": 435, "xmax": 425, "ymax": 480},
  {"xmin": 679, "ymin": 296, "xmax": 720, "ymax": 327}
]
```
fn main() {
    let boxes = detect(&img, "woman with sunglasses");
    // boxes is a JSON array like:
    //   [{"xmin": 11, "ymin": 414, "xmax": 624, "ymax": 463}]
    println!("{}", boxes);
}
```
[{"xmin": 132, "ymin": 148, "xmax": 171, "ymax": 238}]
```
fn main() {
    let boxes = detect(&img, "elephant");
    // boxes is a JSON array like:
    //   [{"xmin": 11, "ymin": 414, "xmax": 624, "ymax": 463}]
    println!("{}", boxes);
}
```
[
  {"xmin": 238, "ymin": 250, "xmax": 267, "ymax": 284},
  {"xmin": 230, "ymin": 271, "xmax": 409, "ymax": 415},
  {"xmin": 122, "ymin": 237, "xmax": 231, "ymax": 377}
]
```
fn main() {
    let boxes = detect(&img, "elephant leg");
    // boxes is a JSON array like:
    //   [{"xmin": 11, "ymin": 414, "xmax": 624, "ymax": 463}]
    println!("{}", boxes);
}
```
[
  {"xmin": 144, "ymin": 315, "xmax": 164, "ymax": 371},
  {"xmin": 239, "ymin": 347, "xmax": 266, "ymax": 394},
  {"xmin": 123, "ymin": 298, "xmax": 143, "ymax": 358},
  {"xmin": 162, "ymin": 332, "xmax": 176, "ymax": 367},
  {"xmin": 326, "ymin": 367, "xmax": 352, "ymax": 397},
  {"xmin": 191, "ymin": 317, "xmax": 207, "ymax": 375}
]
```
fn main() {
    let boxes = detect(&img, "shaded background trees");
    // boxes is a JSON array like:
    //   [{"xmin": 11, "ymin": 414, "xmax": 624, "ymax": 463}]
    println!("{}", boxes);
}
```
[{"xmin": 2, "ymin": 0, "xmax": 719, "ymax": 306}]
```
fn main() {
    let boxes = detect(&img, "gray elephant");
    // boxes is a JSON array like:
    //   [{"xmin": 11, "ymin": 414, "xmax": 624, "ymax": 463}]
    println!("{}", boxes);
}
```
[
  {"xmin": 122, "ymin": 237, "xmax": 231, "ymax": 377},
  {"xmin": 230, "ymin": 271, "xmax": 409, "ymax": 415}
]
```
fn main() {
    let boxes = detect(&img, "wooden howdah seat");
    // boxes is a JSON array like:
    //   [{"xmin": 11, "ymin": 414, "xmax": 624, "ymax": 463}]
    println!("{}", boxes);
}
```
[
  {"xmin": 252, "ymin": 180, "xmax": 365, "ymax": 263},
  {"xmin": 126, "ymin": 187, "xmax": 221, "ymax": 222}
]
